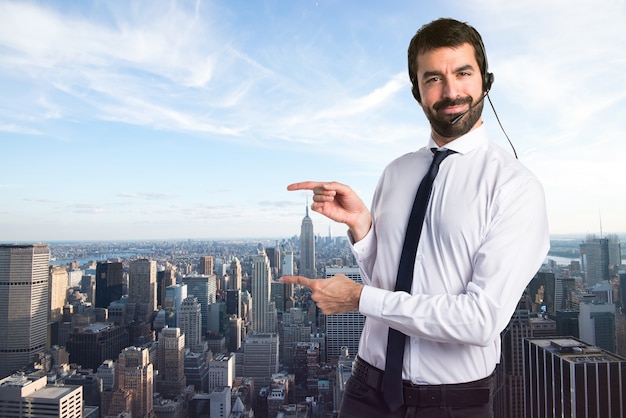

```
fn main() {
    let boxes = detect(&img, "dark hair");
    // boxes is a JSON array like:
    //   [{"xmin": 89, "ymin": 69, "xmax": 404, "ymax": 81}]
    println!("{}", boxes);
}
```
[{"xmin": 408, "ymin": 18, "xmax": 492, "ymax": 101}]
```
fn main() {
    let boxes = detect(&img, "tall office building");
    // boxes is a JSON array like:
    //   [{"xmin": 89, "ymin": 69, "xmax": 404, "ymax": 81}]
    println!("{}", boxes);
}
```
[
  {"xmin": 81, "ymin": 274, "xmax": 96, "ymax": 303},
  {"xmin": 579, "ymin": 300, "xmax": 616, "ymax": 353},
  {"xmin": 299, "ymin": 207, "xmax": 316, "ymax": 278},
  {"xmin": 498, "ymin": 309, "xmax": 532, "ymax": 418},
  {"xmin": 208, "ymin": 353, "xmax": 236, "ymax": 392},
  {"xmin": 281, "ymin": 250, "xmax": 295, "ymax": 303},
  {"xmin": 185, "ymin": 350, "xmax": 210, "ymax": 393},
  {"xmin": 49, "ymin": 265, "xmax": 68, "ymax": 323},
  {"xmin": 241, "ymin": 333, "xmax": 280, "ymax": 387},
  {"xmin": 554, "ymin": 277, "xmax": 576, "ymax": 312},
  {"xmin": 607, "ymin": 234, "xmax": 623, "ymax": 267},
  {"xmin": 524, "ymin": 337, "xmax": 626, "ymax": 417},
  {"xmin": 115, "ymin": 346, "xmax": 154, "ymax": 418},
  {"xmin": 165, "ymin": 283, "xmax": 187, "ymax": 328},
  {"xmin": 265, "ymin": 246, "xmax": 281, "ymax": 278},
  {"xmin": 157, "ymin": 264, "xmax": 176, "ymax": 309},
  {"xmin": 156, "ymin": 327, "xmax": 187, "ymax": 399},
  {"xmin": 580, "ymin": 236, "xmax": 611, "ymax": 285},
  {"xmin": 324, "ymin": 267, "xmax": 365, "ymax": 362},
  {"xmin": 251, "ymin": 247, "xmax": 277, "ymax": 333},
  {"xmin": 199, "ymin": 256, "xmax": 214, "ymax": 276},
  {"xmin": 228, "ymin": 257, "xmax": 243, "ymax": 291},
  {"xmin": 178, "ymin": 296, "xmax": 203, "ymax": 352},
  {"xmin": 183, "ymin": 275, "xmax": 218, "ymax": 335},
  {"xmin": 0, "ymin": 244, "xmax": 50, "ymax": 378},
  {"xmin": 95, "ymin": 261, "xmax": 123, "ymax": 308},
  {"xmin": 228, "ymin": 316, "xmax": 243, "ymax": 353},
  {"xmin": 0, "ymin": 374, "xmax": 82, "ymax": 418},
  {"xmin": 209, "ymin": 386, "xmax": 232, "ymax": 418},
  {"xmin": 66, "ymin": 323, "xmax": 129, "ymax": 371},
  {"xmin": 281, "ymin": 250, "xmax": 295, "ymax": 276},
  {"xmin": 226, "ymin": 289, "xmax": 242, "ymax": 317},
  {"xmin": 129, "ymin": 259, "xmax": 157, "ymax": 322},
  {"xmin": 97, "ymin": 359, "xmax": 116, "ymax": 390},
  {"xmin": 272, "ymin": 280, "xmax": 286, "ymax": 313}
]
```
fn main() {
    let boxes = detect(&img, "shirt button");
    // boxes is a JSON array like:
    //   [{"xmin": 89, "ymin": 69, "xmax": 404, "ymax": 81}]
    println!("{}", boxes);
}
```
[{"xmin": 416, "ymin": 255, "xmax": 423, "ymax": 262}]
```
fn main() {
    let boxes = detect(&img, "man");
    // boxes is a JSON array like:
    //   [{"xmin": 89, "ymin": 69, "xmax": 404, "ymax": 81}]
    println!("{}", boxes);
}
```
[{"xmin": 281, "ymin": 18, "xmax": 549, "ymax": 417}]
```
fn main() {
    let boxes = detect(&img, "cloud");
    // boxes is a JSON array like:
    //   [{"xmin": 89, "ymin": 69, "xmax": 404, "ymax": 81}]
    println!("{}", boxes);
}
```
[
  {"xmin": 73, "ymin": 204, "xmax": 106, "ymax": 214},
  {"xmin": 23, "ymin": 198, "xmax": 60, "ymax": 203},
  {"xmin": 0, "ymin": 123, "xmax": 42, "ymax": 135},
  {"xmin": 117, "ymin": 192, "xmax": 177, "ymax": 200},
  {"xmin": 258, "ymin": 200, "xmax": 294, "ymax": 208}
]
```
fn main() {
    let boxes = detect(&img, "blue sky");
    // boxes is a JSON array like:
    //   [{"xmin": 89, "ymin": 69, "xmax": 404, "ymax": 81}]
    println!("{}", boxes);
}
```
[{"xmin": 1, "ymin": 0, "xmax": 624, "ymax": 242}]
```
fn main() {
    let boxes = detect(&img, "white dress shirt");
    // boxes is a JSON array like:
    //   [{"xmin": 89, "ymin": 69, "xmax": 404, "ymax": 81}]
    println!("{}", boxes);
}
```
[{"xmin": 352, "ymin": 124, "xmax": 550, "ymax": 385}]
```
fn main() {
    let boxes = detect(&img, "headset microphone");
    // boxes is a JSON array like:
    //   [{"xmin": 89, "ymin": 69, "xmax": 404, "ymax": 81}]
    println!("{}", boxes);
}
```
[{"xmin": 449, "ymin": 91, "xmax": 489, "ymax": 125}]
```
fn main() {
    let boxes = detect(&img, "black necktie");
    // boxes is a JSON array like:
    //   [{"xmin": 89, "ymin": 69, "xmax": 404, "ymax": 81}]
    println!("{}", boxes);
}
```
[{"xmin": 382, "ymin": 148, "xmax": 456, "ymax": 412}]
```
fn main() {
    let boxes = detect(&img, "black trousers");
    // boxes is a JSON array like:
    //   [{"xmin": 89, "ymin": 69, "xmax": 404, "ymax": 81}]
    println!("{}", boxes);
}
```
[{"xmin": 339, "ymin": 358, "xmax": 495, "ymax": 418}]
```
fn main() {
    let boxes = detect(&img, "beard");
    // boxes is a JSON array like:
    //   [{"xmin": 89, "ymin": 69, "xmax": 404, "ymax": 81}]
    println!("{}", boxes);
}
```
[{"xmin": 424, "ymin": 96, "xmax": 484, "ymax": 139}]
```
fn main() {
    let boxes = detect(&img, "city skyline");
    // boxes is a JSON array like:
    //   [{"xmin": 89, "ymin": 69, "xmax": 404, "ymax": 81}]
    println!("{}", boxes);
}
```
[{"xmin": 1, "ymin": 0, "xmax": 625, "ymax": 242}]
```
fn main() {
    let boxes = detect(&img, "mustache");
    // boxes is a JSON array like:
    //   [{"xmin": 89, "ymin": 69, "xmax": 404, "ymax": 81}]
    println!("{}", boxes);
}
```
[{"xmin": 433, "ymin": 96, "xmax": 473, "ymax": 111}]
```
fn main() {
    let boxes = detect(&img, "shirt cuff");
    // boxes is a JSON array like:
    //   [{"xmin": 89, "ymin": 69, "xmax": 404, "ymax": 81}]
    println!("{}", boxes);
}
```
[
  {"xmin": 359, "ymin": 284, "xmax": 386, "ymax": 319},
  {"xmin": 350, "ymin": 226, "xmax": 376, "ymax": 264}
]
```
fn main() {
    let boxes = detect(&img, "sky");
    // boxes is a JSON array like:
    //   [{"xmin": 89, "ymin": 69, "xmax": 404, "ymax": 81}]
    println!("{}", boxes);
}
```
[{"xmin": 0, "ymin": 0, "xmax": 625, "ymax": 242}]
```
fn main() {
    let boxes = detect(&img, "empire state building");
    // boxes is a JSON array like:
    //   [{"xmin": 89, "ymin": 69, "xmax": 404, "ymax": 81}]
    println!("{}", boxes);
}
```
[{"xmin": 300, "ymin": 206, "xmax": 316, "ymax": 278}]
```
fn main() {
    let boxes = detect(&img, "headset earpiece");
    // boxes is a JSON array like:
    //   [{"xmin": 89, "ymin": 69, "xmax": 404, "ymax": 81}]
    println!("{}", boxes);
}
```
[{"xmin": 484, "ymin": 72, "xmax": 494, "ymax": 93}]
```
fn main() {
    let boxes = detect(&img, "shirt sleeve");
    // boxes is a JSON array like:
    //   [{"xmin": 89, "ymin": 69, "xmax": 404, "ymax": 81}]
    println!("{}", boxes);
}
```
[
  {"xmin": 349, "ymin": 225, "xmax": 377, "ymax": 285},
  {"xmin": 359, "ymin": 175, "xmax": 550, "ymax": 347}
]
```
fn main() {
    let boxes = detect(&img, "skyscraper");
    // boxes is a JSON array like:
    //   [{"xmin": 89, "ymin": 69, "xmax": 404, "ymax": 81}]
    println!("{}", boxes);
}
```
[
  {"xmin": 156, "ymin": 327, "xmax": 187, "ymax": 399},
  {"xmin": 607, "ymin": 233, "xmax": 623, "ymax": 267},
  {"xmin": 66, "ymin": 323, "xmax": 129, "ymax": 371},
  {"xmin": 579, "ymin": 236, "xmax": 610, "ymax": 285},
  {"xmin": 183, "ymin": 275, "xmax": 218, "ymax": 335},
  {"xmin": 524, "ymin": 337, "xmax": 626, "ymax": 417},
  {"xmin": 0, "ymin": 244, "xmax": 50, "ymax": 378},
  {"xmin": 115, "ymin": 346, "xmax": 154, "ymax": 418},
  {"xmin": 165, "ymin": 283, "xmax": 187, "ymax": 328},
  {"xmin": 228, "ymin": 257, "xmax": 242, "ymax": 290},
  {"xmin": 226, "ymin": 289, "xmax": 242, "ymax": 317},
  {"xmin": 208, "ymin": 353, "xmax": 235, "ymax": 393},
  {"xmin": 199, "ymin": 256, "xmax": 214, "ymax": 276},
  {"xmin": 95, "ymin": 261, "xmax": 123, "ymax": 308},
  {"xmin": 49, "ymin": 265, "xmax": 68, "ymax": 323},
  {"xmin": 178, "ymin": 296, "xmax": 203, "ymax": 352},
  {"xmin": 251, "ymin": 247, "xmax": 276, "ymax": 333},
  {"xmin": 579, "ymin": 299, "xmax": 616, "ymax": 353},
  {"xmin": 281, "ymin": 249, "xmax": 295, "ymax": 303},
  {"xmin": 129, "ymin": 259, "xmax": 157, "ymax": 322},
  {"xmin": 299, "ymin": 206, "xmax": 316, "ymax": 279},
  {"xmin": 157, "ymin": 264, "xmax": 176, "ymax": 309},
  {"xmin": 241, "ymin": 333, "xmax": 280, "ymax": 387},
  {"xmin": 324, "ymin": 267, "xmax": 365, "ymax": 362},
  {"xmin": 265, "ymin": 246, "xmax": 281, "ymax": 279}
]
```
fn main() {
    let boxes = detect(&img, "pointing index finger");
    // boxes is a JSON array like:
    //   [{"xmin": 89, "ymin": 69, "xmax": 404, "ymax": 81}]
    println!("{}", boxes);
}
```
[
  {"xmin": 279, "ymin": 275, "xmax": 314, "ymax": 288},
  {"xmin": 287, "ymin": 181, "xmax": 326, "ymax": 191}
]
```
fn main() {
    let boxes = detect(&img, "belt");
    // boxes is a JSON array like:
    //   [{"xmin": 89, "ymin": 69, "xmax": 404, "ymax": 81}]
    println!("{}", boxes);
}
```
[{"xmin": 351, "ymin": 356, "xmax": 491, "ymax": 408}]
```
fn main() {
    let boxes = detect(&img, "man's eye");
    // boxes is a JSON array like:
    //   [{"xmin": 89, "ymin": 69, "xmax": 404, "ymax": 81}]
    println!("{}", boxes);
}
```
[{"xmin": 426, "ymin": 77, "xmax": 440, "ymax": 84}]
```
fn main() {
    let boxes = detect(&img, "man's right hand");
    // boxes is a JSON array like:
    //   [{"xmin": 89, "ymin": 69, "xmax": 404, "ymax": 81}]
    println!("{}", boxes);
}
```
[{"xmin": 287, "ymin": 181, "xmax": 372, "ymax": 242}]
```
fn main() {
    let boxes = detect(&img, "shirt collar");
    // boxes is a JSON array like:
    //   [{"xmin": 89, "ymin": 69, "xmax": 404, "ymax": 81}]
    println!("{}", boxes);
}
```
[{"xmin": 427, "ymin": 124, "xmax": 488, "ymax": 155}]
